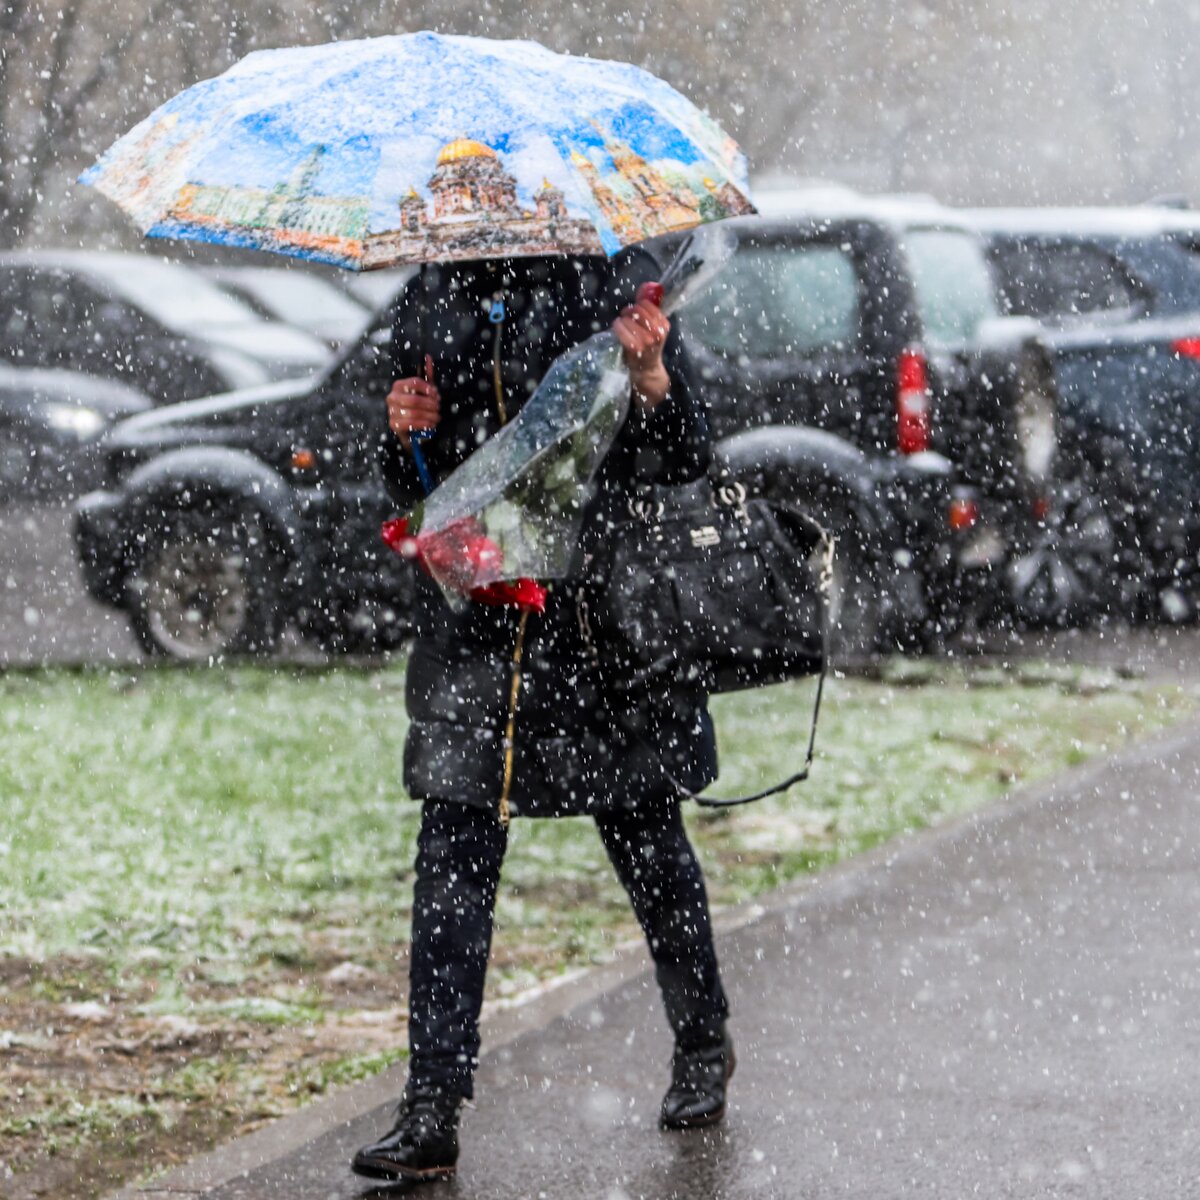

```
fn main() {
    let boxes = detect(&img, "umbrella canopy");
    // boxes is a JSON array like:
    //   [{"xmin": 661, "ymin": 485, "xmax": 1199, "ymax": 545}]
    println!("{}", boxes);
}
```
[{"xmin": 80, "ymin": 32, "xmax": 756, "ymax": 270}]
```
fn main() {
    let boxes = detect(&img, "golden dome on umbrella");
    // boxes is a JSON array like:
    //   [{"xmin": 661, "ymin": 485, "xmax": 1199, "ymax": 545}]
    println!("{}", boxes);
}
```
[{"xmin": 436, "ymin": 138, "xmax": 497, "ymax": 165}]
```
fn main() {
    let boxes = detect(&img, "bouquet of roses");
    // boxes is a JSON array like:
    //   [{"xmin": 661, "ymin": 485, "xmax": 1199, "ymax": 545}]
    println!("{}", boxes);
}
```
[{"xmin": 382, "ymin": 226, "xmax": 735, "ymax": 611}]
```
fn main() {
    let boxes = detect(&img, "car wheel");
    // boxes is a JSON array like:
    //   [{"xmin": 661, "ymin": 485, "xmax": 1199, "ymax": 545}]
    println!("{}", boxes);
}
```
[
  {"xmin": 127, "ymin": 503, "xmax": 283, "ymax": 661},
  {"xmin": 1007, "ymin": 477, "xmax": 1118, "ymax": 628},
  {"xmin": 1080, "ymin": 443, "xmax": 1157, "ymax": 623}
]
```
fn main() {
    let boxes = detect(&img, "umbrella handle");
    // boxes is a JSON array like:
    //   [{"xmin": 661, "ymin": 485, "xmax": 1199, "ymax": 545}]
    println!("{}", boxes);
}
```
[
  {"xmin": 408, "ymin": 352, "xmax": 437, "ymax": 495},
  {"xmin": 409, "ymin": 430, "xmax": 435, "ymax": 495}
]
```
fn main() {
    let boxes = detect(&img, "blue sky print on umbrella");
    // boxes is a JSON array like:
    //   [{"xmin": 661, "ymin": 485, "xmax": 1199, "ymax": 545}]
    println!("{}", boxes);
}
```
[{"xmin": 81, "ymin": 33, "xmax": 755, "ymax": 270}]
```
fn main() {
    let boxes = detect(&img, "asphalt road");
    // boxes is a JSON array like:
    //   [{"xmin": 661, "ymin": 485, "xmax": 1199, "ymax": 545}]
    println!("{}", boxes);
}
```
[
  {"xmin": 170, "ymin": 716, "xmax": 1200, "ymax": 1200},
  {"xmin": 0, "ymin": 499, "xmax": 139, "ymax": 666}
]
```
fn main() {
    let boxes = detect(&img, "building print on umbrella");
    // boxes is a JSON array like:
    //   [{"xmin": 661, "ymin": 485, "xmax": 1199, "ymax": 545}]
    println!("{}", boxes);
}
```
[
  {"xmin": 89, "ymin": 113, "xmax": 203, "ymax": 229},
  {"xmin": 366, "ymin": 129, "xmax": 755, "ymax": 265},
  {"xmin": 168, "ymin": 147, "xmax": 371, "ymax": 260},
  {"xmin": 363, "ymin": 138, "xmax": 603, "ymax": 264},
  {"xmin": 569, "ymin": 121, "xmax": 751, "ymax": 243}
]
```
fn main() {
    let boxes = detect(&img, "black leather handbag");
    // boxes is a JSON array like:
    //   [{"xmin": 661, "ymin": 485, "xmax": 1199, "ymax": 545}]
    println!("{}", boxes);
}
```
[{"xmin": 577, "ymin": 478, "xmax": 834, "ymax": 806}]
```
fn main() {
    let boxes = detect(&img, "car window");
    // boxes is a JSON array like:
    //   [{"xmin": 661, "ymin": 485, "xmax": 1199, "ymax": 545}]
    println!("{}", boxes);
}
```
[
  {"xmin": 903, "ymin": 229, "xmax": 998, "ymax": 346},
  {"xmin": 683, "ymin": 242, "xmax": 860, "ymax": 358},
  {"xmin": 1165, "ymin": 236, "xmax": 1200, "ymax": 289},
  {"xmin": 989, "ymin": 240, "xmax": 1148, "ymax": 320}
]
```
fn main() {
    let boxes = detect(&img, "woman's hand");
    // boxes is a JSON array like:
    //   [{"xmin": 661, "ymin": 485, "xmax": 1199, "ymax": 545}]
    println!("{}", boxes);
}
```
[
  {"xmin": 613, "ymin": 295, "xmax": 672, "ymax": 412},
  {"xmin": 387, "ymin": 355, "xmax": 441, "ymax": 450}
]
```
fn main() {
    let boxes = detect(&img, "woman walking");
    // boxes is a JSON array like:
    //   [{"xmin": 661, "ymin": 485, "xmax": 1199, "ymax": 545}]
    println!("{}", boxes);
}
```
[{"xmin": 352, "ymin": 246, "xmax": 733, "ymax": 1184}]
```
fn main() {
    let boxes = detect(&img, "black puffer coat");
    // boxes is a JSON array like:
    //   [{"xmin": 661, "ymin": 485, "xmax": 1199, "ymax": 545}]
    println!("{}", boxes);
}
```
[{"xmin": 378, "ymin": 248, "xmax": 717, "ymax": 819}]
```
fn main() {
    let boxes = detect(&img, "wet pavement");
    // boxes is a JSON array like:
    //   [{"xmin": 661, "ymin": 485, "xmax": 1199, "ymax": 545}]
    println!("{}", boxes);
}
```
[{"xmin": 107, "ymin": 717, "xmax": 1200, "ymax": 1199}]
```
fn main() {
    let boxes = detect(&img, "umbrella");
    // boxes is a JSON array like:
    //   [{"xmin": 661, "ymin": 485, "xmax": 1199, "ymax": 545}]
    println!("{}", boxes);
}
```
[{"xmin": 79, "ymin": 32, "xmax": 755, "ymax": 272}]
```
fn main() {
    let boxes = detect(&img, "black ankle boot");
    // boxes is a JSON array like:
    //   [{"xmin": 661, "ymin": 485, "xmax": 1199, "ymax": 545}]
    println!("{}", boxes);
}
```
[
  {"xmin": 351, "ymin": 1086, "xmax": 462, "ymax": 1182},
  {"xmin": 660, "ymin": 1030, "xmax": 735, "ymax": 1130}
]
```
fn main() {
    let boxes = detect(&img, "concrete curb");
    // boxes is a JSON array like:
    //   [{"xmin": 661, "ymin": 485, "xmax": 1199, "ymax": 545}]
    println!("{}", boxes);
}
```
[{"xmin": 104, "ymin": 713, "xmax": 1200, "ymax": 1198}]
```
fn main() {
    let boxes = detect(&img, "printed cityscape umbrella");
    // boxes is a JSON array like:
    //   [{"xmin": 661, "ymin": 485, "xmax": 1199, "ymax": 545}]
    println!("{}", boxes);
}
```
[{"xmin": 79, "ymin": 32, "xmax": 755, "ymax": 271}]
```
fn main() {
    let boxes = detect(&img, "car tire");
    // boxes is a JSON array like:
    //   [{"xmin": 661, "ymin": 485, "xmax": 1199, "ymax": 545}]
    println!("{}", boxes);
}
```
[
  {"xmin": 1076, "ymin": 442, "xmax": 1158, "ymax": 624},
  {"xmin": 127, "ymin": 501, "xmax": 284, "ymax": 661}
]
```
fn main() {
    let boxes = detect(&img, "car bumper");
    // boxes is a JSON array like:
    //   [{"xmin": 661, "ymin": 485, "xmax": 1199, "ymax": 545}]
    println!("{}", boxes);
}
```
[{"xmin": 74, "ymin": 489, "xmax": 129, "ymax": 609}]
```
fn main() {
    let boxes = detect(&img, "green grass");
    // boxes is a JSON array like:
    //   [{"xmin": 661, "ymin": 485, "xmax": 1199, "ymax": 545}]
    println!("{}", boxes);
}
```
[
  {"xmin": 0, "ymin": 661, "xmax": 1192, "ymax": 1006},
  {"xmin": 286, "ymin": 1048, "xmax": 410, "ymax": 1098}
]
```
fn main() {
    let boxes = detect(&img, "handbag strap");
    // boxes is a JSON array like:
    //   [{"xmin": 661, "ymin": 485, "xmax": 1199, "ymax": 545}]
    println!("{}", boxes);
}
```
[{"xmin": 650, "ymin": 581, "xmax": 830, "ymax": 808}]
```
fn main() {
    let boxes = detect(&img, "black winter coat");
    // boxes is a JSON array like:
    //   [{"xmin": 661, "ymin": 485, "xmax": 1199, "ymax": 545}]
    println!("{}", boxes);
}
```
[{"xmin": 378, "ymin": 248, "xmax": 718, "ymax": 819}]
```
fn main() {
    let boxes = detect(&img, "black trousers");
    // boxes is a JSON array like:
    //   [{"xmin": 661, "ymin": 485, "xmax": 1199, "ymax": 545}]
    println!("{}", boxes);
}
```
[{"xmin": 407, "ymin": 800, "xmax": 730, "ymax": 1099}]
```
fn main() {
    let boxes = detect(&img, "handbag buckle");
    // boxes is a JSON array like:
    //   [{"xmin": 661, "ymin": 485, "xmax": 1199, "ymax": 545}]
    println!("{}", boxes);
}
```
[
  {"xmin": 629, "ymin": 496, "xmax": 665, "ymax": 522},
  {"xmin": 690, "ymin": 524, "xmax": 720, "ymax": 548},
  {"xmin": 716, "ymin": 481, "xmax": 750, "ymax": 526}
]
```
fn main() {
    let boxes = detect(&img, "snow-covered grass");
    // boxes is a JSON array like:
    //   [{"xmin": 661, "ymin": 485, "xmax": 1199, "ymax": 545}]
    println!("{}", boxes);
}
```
[{"xmin": 1, "ymin": 660, "xmax": 1189, "ymax": 998}]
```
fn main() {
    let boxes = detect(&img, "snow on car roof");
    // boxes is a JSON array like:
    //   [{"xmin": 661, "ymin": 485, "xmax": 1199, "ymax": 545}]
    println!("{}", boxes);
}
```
[
  {"xmin": 751, "ymin": 183, "xmax": 968, "ymax": 230},
  {"xmin": 0, "ymin": 248, "xmax": 275, "ymax": 331},
  {"xmin": 958, "ymin": 205, "xmax": 1200, "ymax": 239}
]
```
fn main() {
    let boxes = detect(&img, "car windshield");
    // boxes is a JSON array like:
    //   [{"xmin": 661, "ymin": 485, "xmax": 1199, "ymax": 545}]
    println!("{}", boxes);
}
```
[
  {"xmin": 903, "ymin": 228, "xmax": 998, "ymax": 346},
  {"xmin": 102, "ymin": 260, "xmax": 270, "ymax": 331}
]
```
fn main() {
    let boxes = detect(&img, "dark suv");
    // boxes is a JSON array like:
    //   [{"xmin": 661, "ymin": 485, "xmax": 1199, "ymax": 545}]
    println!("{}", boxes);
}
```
[
  {"xmin": 969, "ymin": 206, "xmax": 1200, "ymax": 617},
  {"xmin": 678, "ymin": 192, "xmax": 1079, "ymax": 628},
  {"xmin": 75, "ymin": 256, "xmax": 945, "ymax": 662}
]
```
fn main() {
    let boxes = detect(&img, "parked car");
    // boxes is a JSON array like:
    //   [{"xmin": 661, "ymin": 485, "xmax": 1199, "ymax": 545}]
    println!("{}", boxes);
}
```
[
  {"xmin": 667, "ymin": 191, "xmax": 1086, "ymax": 630},
  {"xmin": 204, "ymin": 265, "xmax": 371, "ymax": 351},
  {"xmin": 74, "ymin": 303, "xmax": 411, "ymax": 660},
  {"xmin": 967, "ymin": 205, "xmax": 1200, "ymax": 618},
  {"xmin": 0, "ymin": 251, "xmax": 330, "ymax": 406},
  {"xmin": 0, "ymin": 366, "xmax": 151, "ymax": 502},
  {"xmin": 75, "ymin": 263, "xmax": 938, "ymax": 662}
]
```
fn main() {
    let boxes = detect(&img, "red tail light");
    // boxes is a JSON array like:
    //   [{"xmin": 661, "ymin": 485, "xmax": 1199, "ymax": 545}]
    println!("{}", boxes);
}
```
[
  {"xmin": 896, "ymin": 346, "xmax": 932, "ymax": 454},
  {"xmin": 948, "ymin": 494, "xmax": 980, "ymax": 531},
  {"xmin": 1172, "ymin": 337, "xmax": 1200, "ymax": 359}
]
